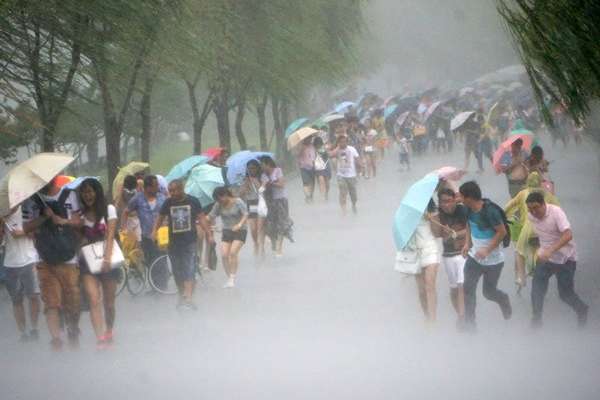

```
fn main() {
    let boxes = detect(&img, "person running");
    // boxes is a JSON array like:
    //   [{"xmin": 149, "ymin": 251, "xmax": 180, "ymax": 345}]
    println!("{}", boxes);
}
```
[
  {"xmin": 0, "ymin": 206, "xmax": 41, "ymax": 343},
  {"xmin": 463, "ymin": 114, "xmax": 483, "ymax": 171},
  {"xmin": 297, "ymin": 136, "xmax": 316, "ymax": 203},
  {"xmin": 239, "ymin": 160, "xmax": 265, "ymax": 258},
  {"xmin": 77, "ymin": 178, "xmax": 119, "ymax": 349},
  {"xmin": 459, "ymin": 181, "xmax": 512, "ymax": 330},
  {"xmin": 259, "ymin": 156, "xmax": 293, "ymax": 257},
  {"xmin": 122, "ymin": 175, "xmax": 166, "ymax": 288},
  {"xmin": 208, "ymin": 187, "xmax": 248, "ymax": 288},
  {"xmin": 154, "ymin": 179, "xmax": 211, "ymax": 307},
  {"xmin": 363, "ymin": 129, "xmax": 377, "ymax": 178},
  {"xmin": 24, "ymin": 178, "xmax": 82, "ymax": 350},
  {"xmin": 504, "ymin": 172, "xmax": 559, "ymax": 292},
  {"xmin": 431, "ymin": 189, "xmax": 468, "ymax": 324},
  {"xmin": 526, "ymin": 192, "xmax": 589, "ymax": 328},
  {"xmin": 500, "ymin": 138, "xmax": 529, "ymax": 198},
  {"xmin": 313, "ymin": 136, "xmax": 331, "ymax": 201},
  {"xmin": 329, "ymin": 135, "xmax": 362, "ymax": 215}
]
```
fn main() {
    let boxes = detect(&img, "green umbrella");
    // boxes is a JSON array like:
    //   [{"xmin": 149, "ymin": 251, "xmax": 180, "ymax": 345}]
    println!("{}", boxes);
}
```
[{"xmin": 184, "ymin": 164, "xmax": 224, "ymax": 207}]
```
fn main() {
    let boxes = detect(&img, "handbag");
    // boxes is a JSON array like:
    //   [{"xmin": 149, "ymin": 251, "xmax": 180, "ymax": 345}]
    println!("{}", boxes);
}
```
[
  {"xmin": 257, "ymin": 194, "xmax": 268, "ymax": 218},
  {"xmin": 314, "ymin": 153, "xmax": 327, "ymax": 171},
  {"xmin": 81, "ymin": 239, "xmax": 124, "ymax": 274},
  {"xmin": 394, "ymin": 248, "xmax": 420, "ymax": 275}
]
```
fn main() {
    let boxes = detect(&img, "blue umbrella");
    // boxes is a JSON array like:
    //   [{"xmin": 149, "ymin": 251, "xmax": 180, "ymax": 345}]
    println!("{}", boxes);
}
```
[
  {"xmin": 184, "ymin": 164, "xmax": 225, "ymax": 207},
  {"xmin": 285, "ymin": 118, "xmax": 310, "ymax": 137},
  {"xmin": 64, "ymin": 176, "xmax": 99, "ymax": 191},
  {"xmin": 225, "ymin": 150, "xmax": 273, "ymax": 186},
  {"xmin": 165, "ymin": 155, "xmax": 209, "ymax": 183},
  {"xmin": 384, "ymin": 104, "xmax": 399, "ymax": 119},
  {"xmin": 393, "ymin": 173, "xmax": 439, "ymax": 250},
  {"xmin": 334, "ymin": 101, "xmax": 355, "ymax": 114}
]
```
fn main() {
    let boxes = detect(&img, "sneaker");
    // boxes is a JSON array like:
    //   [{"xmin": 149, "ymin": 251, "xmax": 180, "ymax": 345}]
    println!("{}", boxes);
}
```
[
  {"xmin": 101, "ymin": 331, "xmax": 114, "ymax": 344},
  {"xmin": 577, "ymin": 305, "xmax": 589, "ymax": 328},
  {"xmin": 500, "ymin": 298, "xmax": 513, "ymax": 320},
  {"xmin": 50, "ymin": 337, "xmax": 64, "ymax": 352},
  {"xmin": 29, "ymin": 329, "xmax": 39, "ymax": 341},
  {"xmin": 223, "ymin": 278, "xmax": 235, "ymax": 289},
  {"xmin": 181, "ymin": 301, "xmax": 198, "ymax": 311}
]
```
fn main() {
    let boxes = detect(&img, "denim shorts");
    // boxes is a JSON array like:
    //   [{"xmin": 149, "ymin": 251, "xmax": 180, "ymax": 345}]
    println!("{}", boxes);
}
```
[
  {"xmin": 168, "ymin": 243, "xmax": 197, "ymax": 284},
  {"xmin": 4, "ymin": 264, "xmax": 40, "ymax": 304}
]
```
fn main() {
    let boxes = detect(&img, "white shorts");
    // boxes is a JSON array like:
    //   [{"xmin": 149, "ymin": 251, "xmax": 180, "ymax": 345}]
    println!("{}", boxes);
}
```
[
  {"xmin": 442, "ymin": 254, "xmax": 466, "ymax": 288},
  {"xmin": 419, "ymin": 246, "xmax": 439, "ymax": 269}
]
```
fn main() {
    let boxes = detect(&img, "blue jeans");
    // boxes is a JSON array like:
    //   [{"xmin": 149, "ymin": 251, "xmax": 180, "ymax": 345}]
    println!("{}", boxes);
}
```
[
  {"xmin": 463, "ymin": 257, "xmax": 510, "ymax": 325},
  {"xmin": 168, "ymin": 243, "xmax": 197, "ymax": 287},
  {"xmin": 531, "ymin": 260, "xmax": 588, "ymax": 321}
]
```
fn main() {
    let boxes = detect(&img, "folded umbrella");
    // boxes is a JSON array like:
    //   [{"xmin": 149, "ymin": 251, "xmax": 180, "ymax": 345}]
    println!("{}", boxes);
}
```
[
  {"xmin": 285, "ymin": 118, "xmax": 310, "ymax": 138},
  {"xmin": 492, "ymin": 134, "xmax": 534, "ymax": 174},
  {"xmin": 451, "ymin": 111, "xmax": 475, "ymax": 131},
  {"xmin": 0, "ymin": 152, "xmax": 75, "ymax": 217},
  {"xmin": 287, "ymin": 127, "xmax": 319, "ymax": 150},
  {"xmin": 393, "ymin": 173, "xmax": 440, "ymax": 250},
  {"xmin": 184, "ymin": 164, "xmax": 225, "ymax": 207},
  {"xmin": 165, "ymin": 155, "xmax": 209, "ymax": 183},
  {"xmin": 226, "ymin": 150, "xmax": 273, "ymax": 186},
  {"xmin": 112, "ymin": 161, "xmax": 150, "ymax": 200}
]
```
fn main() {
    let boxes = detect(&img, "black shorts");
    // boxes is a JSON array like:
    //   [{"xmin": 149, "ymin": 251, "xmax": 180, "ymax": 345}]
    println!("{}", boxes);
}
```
[
  {"xmin": 246, "ymin": 199, "xmax": 258, "ymax": 219},
  {"xmin": 222, "ymin": 229, "xmax": 248, "ymax": 243},
  {"xmin": 300, "ymin": 168, "xmax": 315, "ymax": 186}
]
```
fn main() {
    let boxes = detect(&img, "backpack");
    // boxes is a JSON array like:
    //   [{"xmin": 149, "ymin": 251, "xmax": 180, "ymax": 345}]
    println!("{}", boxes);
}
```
[
  {"xmin": 479, "ymin": 199, "xmax": 511, "ymax": 248},
  {"xmin": 33, "ymin": 189, "xmax": 79, "ymax": 265}
]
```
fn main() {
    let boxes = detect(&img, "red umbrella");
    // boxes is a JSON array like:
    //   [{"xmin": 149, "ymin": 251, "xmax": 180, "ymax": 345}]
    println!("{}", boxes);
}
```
[
  {"xmin": 202, "ymin": 147, "xmax": 224, "ymax": 161},
  {"xmin": 54, "ymin": 175, "xmax": 75, "ymax": 189},
  {"xmin": 492, "ymin": 135, "xmax": 534, "ymax": 174}
]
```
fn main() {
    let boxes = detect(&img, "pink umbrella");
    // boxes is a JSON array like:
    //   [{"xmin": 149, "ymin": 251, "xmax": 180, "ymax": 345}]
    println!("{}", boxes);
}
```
[
  {"xmin": 492, "ymin": 135, "xmax": 534, "ymax": 174},
  {"xmin": 435, "ymin": 166, "xmax": 467, "ymax": 182},
  {"xmin": 202, "ymin": 147, "xmax": 225, "ymax": 161}
]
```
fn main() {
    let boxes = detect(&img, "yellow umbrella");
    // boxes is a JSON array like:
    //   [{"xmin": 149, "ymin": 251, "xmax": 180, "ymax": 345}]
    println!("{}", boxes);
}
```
[
  {"xmin": 112, "ymin": 161, "xmax": 150, "ymax": 200},
  {"xmin": 287, "ymin": 127, "xmax": 319, "ymax": 150},
  {"xmin": 0, "ymin": 152, "xmax": 75, "ymax": 216}
]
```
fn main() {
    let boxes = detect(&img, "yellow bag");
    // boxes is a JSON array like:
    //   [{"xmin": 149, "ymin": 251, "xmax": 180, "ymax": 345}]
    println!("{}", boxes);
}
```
[{"xmin": 157, "ymin": 226, "xmax": 169, "ymax": 249}]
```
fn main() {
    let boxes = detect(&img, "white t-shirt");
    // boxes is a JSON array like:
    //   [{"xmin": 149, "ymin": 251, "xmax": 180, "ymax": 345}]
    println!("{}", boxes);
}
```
[
  {"xmin": 3, "ymin": 206, "xmax": 39, "ymax": 268},
  {"xmin": 82, "ymin": 204, "xmax": 118, "ymax": 228},
  {"xmin": 336, "ymin": 146, "xmax": 360, "ymax": 178}
]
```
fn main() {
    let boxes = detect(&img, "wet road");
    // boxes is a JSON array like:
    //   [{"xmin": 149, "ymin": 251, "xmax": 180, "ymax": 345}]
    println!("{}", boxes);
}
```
[{"xmin": 1, "ymin": 136, "xmax": 599, "ymax": 400}]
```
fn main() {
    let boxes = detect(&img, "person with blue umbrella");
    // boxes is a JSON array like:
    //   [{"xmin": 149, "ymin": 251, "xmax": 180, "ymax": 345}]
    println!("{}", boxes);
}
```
[{"xmin": 393, "ymin": 173, "xmax": 441, "ymax": 323}]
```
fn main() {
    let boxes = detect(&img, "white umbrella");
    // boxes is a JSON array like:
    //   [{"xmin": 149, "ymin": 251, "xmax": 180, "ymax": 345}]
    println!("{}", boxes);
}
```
[
  {"xmin": 451, "ymin": 111, "xmax": 475, "ymax": 131},
  {"xmin": 0, "ymin": 152, "xmax": 74, "ymax": 216},
  {"xmin": 287, "ymin": 127, "xmax": 319, "ymax": 150},
  {"xmin": 424, "ymin": 101, "xmax": 442, "ymax": 121}
]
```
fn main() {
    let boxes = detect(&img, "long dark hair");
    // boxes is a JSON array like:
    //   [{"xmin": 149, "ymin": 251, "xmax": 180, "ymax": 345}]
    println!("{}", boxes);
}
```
[
  {"xmin": 246, "ymin": 159, "xmax": 262, "ymax": 177},
  {"xmin": 79, "ymin": 178, "xmax": 107, "ymax": 223}
]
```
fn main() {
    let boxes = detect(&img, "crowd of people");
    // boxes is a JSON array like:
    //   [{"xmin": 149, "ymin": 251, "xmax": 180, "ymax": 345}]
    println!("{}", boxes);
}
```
[{"xmin": 0, "ymin": 80, "xmax": 591, "ymax": 352}]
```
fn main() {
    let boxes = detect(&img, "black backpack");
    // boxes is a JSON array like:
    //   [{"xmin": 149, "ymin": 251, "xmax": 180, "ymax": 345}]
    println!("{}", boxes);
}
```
[
  {"xmin": 33, "ymin": 190, "xmax": 79, "ymax": 265},
  {"xmin": 480, "ymin": 199, "xmax": 512, "ymax": 248}
]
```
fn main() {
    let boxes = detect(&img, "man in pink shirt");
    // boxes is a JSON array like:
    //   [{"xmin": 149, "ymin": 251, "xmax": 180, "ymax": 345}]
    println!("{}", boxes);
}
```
[{"xmin": 526, "ymin": 192, "xmax": 589, "ymax": 328}]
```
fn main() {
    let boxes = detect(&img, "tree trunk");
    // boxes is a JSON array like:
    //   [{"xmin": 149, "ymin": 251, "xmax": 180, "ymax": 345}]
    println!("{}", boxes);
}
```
[
  {"xmin": 185, "ymin": 80, "xmax": 214, "ymax": 154},
  {"xmin": 280, "ymin": 98, "xmax": 292, "ymax": 166},
  {"xmin": 86, "ymin": 134, "xmax": 99, "ymax": 167},
  {"xmin": 140, "ymin": 75, "xmax": 154, "ymax": 162},
  {"xmin": 213, "ymin": 91, "xmax": 231, "ymax": 153},
  {"xmin": 256, "ymin": 93, "xmax": 268, "ymax": 151},
  {"xmin": 234, "ymin": 95, "xmax": 248, "ymax": 150},
  {"xmin": 271, "ymin": 95, "xmax": 284, "ymax": 158}
]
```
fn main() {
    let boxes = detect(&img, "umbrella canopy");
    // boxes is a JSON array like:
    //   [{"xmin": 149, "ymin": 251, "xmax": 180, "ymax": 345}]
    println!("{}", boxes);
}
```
[
  {"xmin": 0, "ymin": 152, "xmax": 75, "ymax": 217},
  {"xmin": 395, "ymin": 111, "xmax": 410, "ymax": 128},
  {"xmin": 424, "ymin": 101, "xmax": 442, "ymax": 122},
  {"xmin": 64, "ymin": 176, "xmax": 99, "ymax": 191},
  {"xmin": 202, "ymin": 147, "xmax": 225, "ymax": 161},
  {"xmin": 435, "ymin": 166, "xmax": 467, "ymax": 182},
  {"xmin": 112, "ymin": 161, "xmax": 150, "ymax": 200},
  {"xmin": 459, "ymin": 87, "xmax": 475, "ymax": 96},
  {"xmin": 285, "ymin": 118, "xmax": 310, "ymax": 137},
  {"xmin": 451, "ymin": 111, "xmax": 475, "ymax": 131},
  {"xmin": 165, "ymin": 155, "xmax": 209, "ymax": 183},
  {"xmin": 226, "ymin": 150, "xmax": 273, "ymax": 185},
  {"xmin": 334, "ymin": 101, "xmax": 355, "ymax": 114},
  {"xmin": 322, "ymin": 113, "xmax": 345, "ymax": 124},
  {"xmin": 492, "ymin": 134, "xmax": 534, "ymax": 174},
  {"xmin": 184, "ymin": 164, "xmax": 225, "ymax": 207},
  {"xmin": 384, "ymin": 104, "xmax": 399, "ymax": 119},
  {"xmin": 287, "ymin": 127, "xmax": 319, "ymax": 150},
  {"xmin": 393, "ymin": 173, "xmax": 439, "ymax": 250},
  {"xmin": 54, "ymin": 175, "xmax": 75, "ymax": 189}
]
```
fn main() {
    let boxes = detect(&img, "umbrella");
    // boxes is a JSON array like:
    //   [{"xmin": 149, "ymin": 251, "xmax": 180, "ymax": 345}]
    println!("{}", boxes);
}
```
[
  {"xmin": 492, "ymin": 134, "xmax": 534, "ymax": 174},
  {"xmin": 424, "ymin": 101, "xmax": 442, "ymax": 121},
  {"xmin": 435, "ymin": 166, "xmax": 466, "ymax": 182},
  {"xmin": 226, "ymin": 150, "xmax": 273, "ymax": 185},
  {"xmin": 451, "ymin": 111, "xmax": 475, "ymax": 131},
  {"xmin": 322, "ymin": 113, "xmax": 345, "ymax": 124},
  {"xmin": 64, "ymin": 176, "xmax": 99, "ymax": 191},
  {"xmin": 459, "ymin": 87, "xmax": 475, "ymax": 96},
  {"xmin": 384, "ymin": 104, "xmax": 399, "ymax": 119},
  {"xmin": 395, "ymin": 111, "xmax": 410, "ymax": 128},
  {"xmin": 285, "ymin": 118, "xmax": 310, "ymax": 137},
  {"xmin": 0, "ymin": 152, "xmax": 75, "ymax": 217},
  {"xmin": 202, "ymin": 147, "xmax": 225, "ymax": 161},
  {"xmin": 334, "ymin": 101, "xmax": 355, "ymax": 114},
  {"xmin": 393, "ymin": 173, "xmax": 439, "ymax": 250},
  {"xmin": 54, "ymin": 175, "xmax": 75, "ymax": 189},
  {"xmin": 112, "ymin": 161, "xmax": 149, "ymax": 199},
  {"xmin": 184, "ymin": 164, "xmax": 225, "ymax": 207},
  {"xmin": 287, "ymin": 127, "xmax": 319, "ymax": 150},
  {"xmin": 165, "ymin": 155, "xmax": 209, "ymax": 183}
]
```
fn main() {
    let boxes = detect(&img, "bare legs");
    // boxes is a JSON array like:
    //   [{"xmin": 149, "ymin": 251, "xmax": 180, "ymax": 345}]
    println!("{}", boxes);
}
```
[
  {"xmin": 221, "ymin": 240, "xmax": 245, "ymax": 286},
  {"xmin": 317, "ymin": 175, "xmax": 329, "ymax": 201},
  {"xmin": 12, "ymin": 295, "xmax": 40, "ymax": 336},
  {"xmin": 450, "ymin": 286, "xmax": 465, "ymax": 319},
  {"xmin": 82, "ymin": 274, "xmax": 117, "ymax": 341},
  {"xmin": 415, "ymin": 264, "xmax": 439, "ymax": 323}
]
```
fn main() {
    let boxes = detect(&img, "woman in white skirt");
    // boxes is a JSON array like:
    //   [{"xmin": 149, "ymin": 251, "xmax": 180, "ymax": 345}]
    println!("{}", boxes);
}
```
[{"xmin": 414, "ymin": 200, "xmax": 441, "ymax": 323}]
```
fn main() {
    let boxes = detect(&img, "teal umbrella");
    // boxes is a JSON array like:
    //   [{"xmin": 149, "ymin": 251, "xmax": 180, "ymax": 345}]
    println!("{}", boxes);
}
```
[
  {"xmin": 184, "ymin": 164, "xmax": 224, "ymax": 207},
  {"xmin": 285, "ymin": 118, "xmax": 310, "ymax": 137},
  {"xmin": 393, "ymin": 173, "xmax": 439, "ymax": 250},
  {"xmin": 165, "ymin": 155, "xmax": 209, "ymax": 183}
]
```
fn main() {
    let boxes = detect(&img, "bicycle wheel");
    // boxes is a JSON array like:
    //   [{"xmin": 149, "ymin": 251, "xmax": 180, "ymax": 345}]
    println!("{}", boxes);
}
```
[
  {"xmin": 114, "ymin": 264, "xmax": 127, "ymax": 296},
  {"xmin": 126, "ymin": 264, "xmax": 146, "ymax": 296},
  {"xmin": 148, "ymin": 255, "xmax": 178, "ymax": 295}
]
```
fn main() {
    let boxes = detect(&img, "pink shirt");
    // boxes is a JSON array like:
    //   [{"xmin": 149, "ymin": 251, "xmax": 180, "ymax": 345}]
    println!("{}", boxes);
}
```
[
  {"xmin": 528, "ymin": 204, "xmax": 577, "ymax": 264},
  {"xmin": 297, "ymin": 145, "xmax": 316, "ymax": 170}
]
